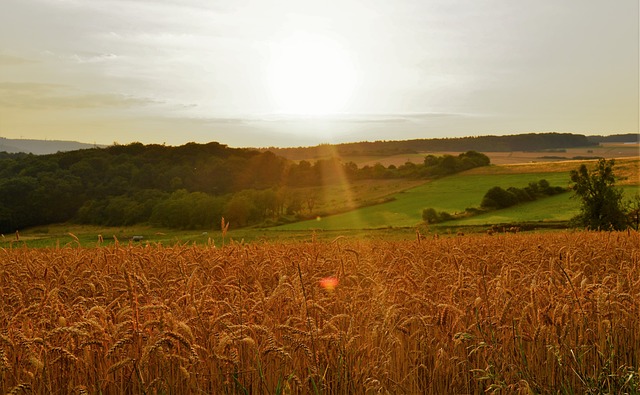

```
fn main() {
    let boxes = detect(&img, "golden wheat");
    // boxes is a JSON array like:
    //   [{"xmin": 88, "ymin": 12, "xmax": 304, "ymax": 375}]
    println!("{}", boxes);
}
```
[{"xmin": 0, "ymin": 231, "xmax": 639, "ymax": 393}]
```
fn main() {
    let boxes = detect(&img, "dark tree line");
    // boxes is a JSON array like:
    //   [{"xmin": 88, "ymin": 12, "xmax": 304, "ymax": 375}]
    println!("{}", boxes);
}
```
[
  {"xmin": 266, "ymin": 133, "xmax": 595, "ymax": 160},
  {"xmin": 586, "ymin": 133, "xmax": 639, "ymax": 144},
  {"xmin": 0, "ymin": 142, "xmax": 490, "ymax": 232},
  {"xmin": 480, "ymin": 180, "xmax": 566, "ymax": 210}
]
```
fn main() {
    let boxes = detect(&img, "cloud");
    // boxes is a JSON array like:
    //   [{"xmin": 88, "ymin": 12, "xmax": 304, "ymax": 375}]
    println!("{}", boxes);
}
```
[
  {"xmin": 0, "ymin": 0, "xmax": 636, "ymax": 147},
  {"xmin": 70, "ymin": 52, "xmax": 118, "ymax": 64},
  {"xmin": 0, "ymin": 82, "xmax": 156, "ymax": 110},
  {"xmin": 240, "ymin": 112, "xmax": 472, "ymax": 125},
  {"xmin": 0, "ymin": 53, "xmax": 36, "ymax": 66}
]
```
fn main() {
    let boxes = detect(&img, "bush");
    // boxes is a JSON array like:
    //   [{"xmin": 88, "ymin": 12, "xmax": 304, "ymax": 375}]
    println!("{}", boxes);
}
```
[
  {"xmin": 481, "ymin": 180, "xmax": 567, "ymax": 211},
  {"xmin": 422, "ymin": 208, "xmax": 454, "ymax": 224},
  {"xmin": 481, "ymin": 187, "xmax": 518, "ymax": 209},
  {"xmin": 422, "ymin": 208, "xmax": 440, "ymax": 224}
]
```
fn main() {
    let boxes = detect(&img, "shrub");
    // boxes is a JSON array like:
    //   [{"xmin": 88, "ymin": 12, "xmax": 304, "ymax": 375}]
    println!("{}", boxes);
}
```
[
  {"xmin": 481, "ymin": 186, "xmax": 518, "ymax": 209},
  {"xmin": 422, "ymin": 208, "xmax": 440, "ymax": 224}
]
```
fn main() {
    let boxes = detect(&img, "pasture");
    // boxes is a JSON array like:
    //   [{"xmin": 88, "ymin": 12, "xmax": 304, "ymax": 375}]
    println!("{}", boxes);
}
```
[
  {"xmin": 275, "ymin": 172, "xmax": 573, "ymax": 231},
  {"xmin": 275, "ymin": 157, "xmax": 639, "ymax": 231},
  {"xmin": 1, "ymin": 231, "xmax": 639, "ymax": 393}
]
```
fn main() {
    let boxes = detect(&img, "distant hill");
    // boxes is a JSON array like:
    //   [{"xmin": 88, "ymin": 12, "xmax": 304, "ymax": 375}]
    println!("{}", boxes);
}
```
[
  {"xmin": 0, "ymin": 138, "xmax": 105, "ymax": 154},
  {"xmin": 587, "ymin": 133, "xmax": 639, "ymax": 144},
  {"xmin": 3, "ymin": 132, "xmax": 635, "ymax": 156},
  {"xmin": 262, "ymin": 132, "xmax": 597, "ymax": 160}
]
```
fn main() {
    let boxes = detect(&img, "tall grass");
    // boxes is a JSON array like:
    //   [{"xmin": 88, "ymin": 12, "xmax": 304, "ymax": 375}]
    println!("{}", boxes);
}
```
[{"xmin": 1, "ymin": 231, "xmax": 639, "ymax": 393}]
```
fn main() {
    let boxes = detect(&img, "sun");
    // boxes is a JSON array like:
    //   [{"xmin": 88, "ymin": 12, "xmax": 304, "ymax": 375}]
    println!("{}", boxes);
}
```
[{"xmin": 267, "ymin": 33, "xmax": 356, "ymax": 116}]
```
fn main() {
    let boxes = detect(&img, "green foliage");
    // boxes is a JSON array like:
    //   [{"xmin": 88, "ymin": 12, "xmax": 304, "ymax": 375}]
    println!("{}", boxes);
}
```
[
  {"xmin": 0, "ymin": 141, "xmax": 495, "ymax": 232},
  {"xmin": 0, "ymin": 173, "xmax": 84, "ymax": 231},
  {"xmin": 77, "ymin": 189, "xmax": 168, "ymax": 226},
  {"xmin": 481, "ymin": 179, "xmax": 567, "ymax": 210},
  {"xmin": 267, "ymin": 132, "xmax": 595, "ymax": 158},
  {"xmin": 422, "ymin": 208, "xmax": 439, "ymax": 224},
  {"xmin": 627, "ymin": 193, "xmax": 640, "ymax": 230},
  {"xmin": 149, "ymin": 190, "xmax": 225, "ymax": 229},
  {"xmin": 422, "ymin": 208, "xmax": 455, "ymax": 224},
  {"xmin": 570, "ymin": 159, "xmax": 628, "ymax": 230},
  {"xmin": 481, "ymin": 186, "xmax": 518, "ymax": 209},
  {"xmin": 421, "ymin": 151, "xmax": 491, "ymax": 177}
]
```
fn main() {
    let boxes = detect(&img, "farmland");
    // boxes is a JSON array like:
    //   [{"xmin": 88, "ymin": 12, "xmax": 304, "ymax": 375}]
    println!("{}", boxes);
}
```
[
  {"xmin": 333, "ymin": 143, "xmax": 640, "ymax": 167},
  {"xmin": 275, "ymin": 171, "xmax": 573, "ymax": 231},
  {"xmin": 275, "ymin": 157, "xmax": 640, "ymax": 231},
  {"xmin": 1, "ymin": 231, "xmax": 639, "ymax": 393}
]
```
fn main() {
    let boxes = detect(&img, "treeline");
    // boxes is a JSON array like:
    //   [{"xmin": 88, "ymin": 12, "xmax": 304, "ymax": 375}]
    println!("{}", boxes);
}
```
[
  {"xmin": 586, "ymin": 133, "xmax": 639, "ymax": 144},
  {"xmin": 480, "ymin": 180, "xmax": 566, "ymax": 209},
  {"xmin": 264, "ymin": 132, "xmax": 595, "ymax": 160},
  {"xmin": 0, "ymin": 142, "xmax": 490, "ymax": 232}
]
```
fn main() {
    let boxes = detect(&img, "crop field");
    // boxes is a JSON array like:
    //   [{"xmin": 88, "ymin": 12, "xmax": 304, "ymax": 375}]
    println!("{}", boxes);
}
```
[
  {"xmin": 340, "ymin": 144, "xmax": 639, "ymax": 167},
  {"xmin": 1, "ymin": 231, "xmax": 639, "ymax": 394}
]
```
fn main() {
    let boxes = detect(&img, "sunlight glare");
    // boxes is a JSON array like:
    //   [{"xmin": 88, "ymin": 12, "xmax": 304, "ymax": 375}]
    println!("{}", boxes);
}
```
[{"xmin": 268, "ymin": 33, "xmax": 356, "ymax": 115}]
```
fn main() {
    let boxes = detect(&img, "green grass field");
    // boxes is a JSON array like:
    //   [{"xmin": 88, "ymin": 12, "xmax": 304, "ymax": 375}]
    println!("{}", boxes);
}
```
[
  {"xmin": 274, "ymin": 171, "xmax": 573, "ymax": 230},
  {"xmin": 274, "ymin": 171, "xmax": 640, "ymax": 231}
]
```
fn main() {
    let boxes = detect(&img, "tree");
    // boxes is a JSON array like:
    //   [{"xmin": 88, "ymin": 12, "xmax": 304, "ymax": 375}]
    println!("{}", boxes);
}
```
[
  {"xmin": 627, "ymin": 193, "xmax": 640, "ymax": 230},
  {"xmin": 570, "ymin": 159, "xmax": 627, "ymax": 230},
  {"xmin": 422, "ymin": 208, "xmax": 440, "ymax": 224},
  {"xmin": 422, "ymin": 208, "xmax": 454, "ymax": 224},
  {"xmin": 223, "ymin": 193, "xmax": 257, "ymax": 227},
  {"xmin": 481, "ymin": 186, "xmax": 517, "ymax": 209},
  {"xmin": 438, "ymin": 155, "xmax": 459, "ymax": 175}
]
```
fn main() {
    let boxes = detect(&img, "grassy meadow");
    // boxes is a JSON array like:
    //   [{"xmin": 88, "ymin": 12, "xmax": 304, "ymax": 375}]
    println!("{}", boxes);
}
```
[
  {"xmin": 2, "ymin": 231, "xmax": 639, "ymax": 394},
  {"xmin": 272, "ymin": 172, "xmax": 577, "ymax": 231},
  {"xmin": 276, "ymin": 157, "xmax": 639, "ymax": 231}
]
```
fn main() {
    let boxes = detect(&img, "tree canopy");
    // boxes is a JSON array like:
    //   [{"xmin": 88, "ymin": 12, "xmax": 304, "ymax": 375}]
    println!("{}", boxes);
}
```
[
  {"xmin": 570, "ymin": 159, "xmax": 627, "ymax": 230},
  {"xmin": 0, "ymin": 142, "xmax": 490, "ymax": 232}
]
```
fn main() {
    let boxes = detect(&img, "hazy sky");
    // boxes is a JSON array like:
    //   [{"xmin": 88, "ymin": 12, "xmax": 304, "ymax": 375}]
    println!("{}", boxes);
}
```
[{"xmin": 1, "ymin": 0, "xmax": 638, "ymax": 148}]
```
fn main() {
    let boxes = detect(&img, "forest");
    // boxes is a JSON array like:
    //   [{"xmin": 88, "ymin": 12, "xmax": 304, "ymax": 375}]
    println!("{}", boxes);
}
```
[
  {"xmin": 0, "ymin": 141, "xmax": 490, "ymax": 233},
  {"xmin": 264, "ymin": 132, "xmax": 601, "ymax": 160}
]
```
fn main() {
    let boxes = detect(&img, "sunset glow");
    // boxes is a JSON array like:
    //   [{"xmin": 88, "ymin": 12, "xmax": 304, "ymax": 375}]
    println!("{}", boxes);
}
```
[
  {"xmin": 267, "ymin": 33, "xmax": 356, "ymax": 115},
  {"xmin": 0, "ymin": 1, "xmax": 637, "ymax": 147}
]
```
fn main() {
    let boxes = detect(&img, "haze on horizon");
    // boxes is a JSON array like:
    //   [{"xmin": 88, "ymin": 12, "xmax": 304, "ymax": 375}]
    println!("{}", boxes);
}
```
[{"xmin": 0, "ymin": 0, "xmax": 638, "ymax": 148}]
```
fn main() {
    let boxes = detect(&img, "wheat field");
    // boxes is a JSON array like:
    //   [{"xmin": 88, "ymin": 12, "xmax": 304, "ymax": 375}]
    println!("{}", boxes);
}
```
[{"xmin": 1, "ymin": 231, "xmax": 639, "ymax": 394}]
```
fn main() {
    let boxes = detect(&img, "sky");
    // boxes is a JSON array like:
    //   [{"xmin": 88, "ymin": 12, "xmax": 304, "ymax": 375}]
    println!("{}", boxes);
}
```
[{"xmin": 0, "ymin": 0, "xmax": 638, "ymax": 148}]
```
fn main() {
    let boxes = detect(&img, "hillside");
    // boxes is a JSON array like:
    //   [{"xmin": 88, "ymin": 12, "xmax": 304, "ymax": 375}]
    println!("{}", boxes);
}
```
[
  {"xmin": 0, "ymin": 137, "xmax": 105, "ymax": 154},
  {"xmin": 261, "ymin": 132, "xmax": 597, "ymax": 160},
  {"xmin": 587, "ymin": 133, "xmax": 639, "ymax": 144},
  {"xmin": 274, "ymin": 157, "xmax": 640, "ymax": 231},
  {"xmin": 3, "ymin": 132, "xmax": 636, "ymax": 156},
  {"xmin": 0, "ymin": 141, "xmax": 489, "ymax": 233},
  {"xmin": 1, "ymin": 133, "xmax": 636, "ymax": 233}
]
